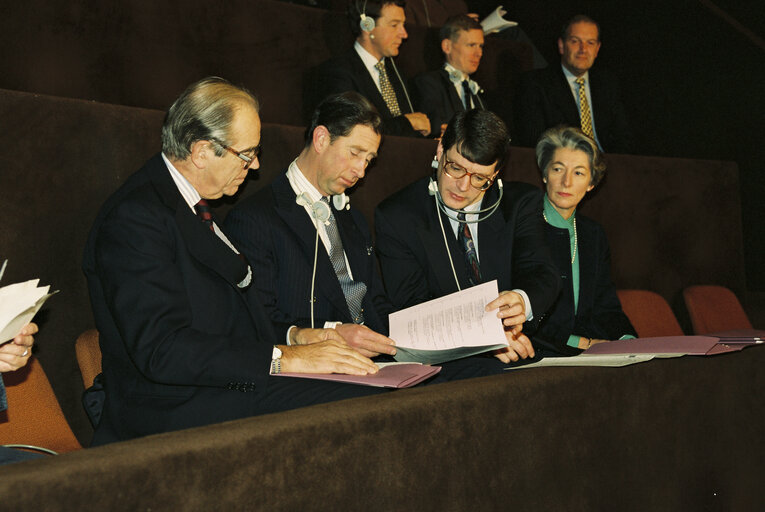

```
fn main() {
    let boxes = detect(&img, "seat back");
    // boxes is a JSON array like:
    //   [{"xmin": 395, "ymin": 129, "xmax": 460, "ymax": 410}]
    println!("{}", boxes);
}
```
[
  {"xmin": 0, "ymin": 357, "xmax": 82, "ymax": 453},
  {"xmin": 75, "ymin": 329, "xmax": 102, "ymax": 389},
  {"xmin": 617, "ymin": 290, "xmax": 684, "ymax": 338},
  {"xmin": 683, "ymin": 285, "xmax": 753, "ymax": 334}
]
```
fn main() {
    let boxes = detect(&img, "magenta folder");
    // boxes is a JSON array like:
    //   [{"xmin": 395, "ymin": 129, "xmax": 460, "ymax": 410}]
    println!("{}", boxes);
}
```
[
  {"xmin": 275, "ymin": 363, "xmax": 442, "ymax": 388},
  {"xmin": 584, "ymin": 336, "xmax": 752, "ymax": 356}
]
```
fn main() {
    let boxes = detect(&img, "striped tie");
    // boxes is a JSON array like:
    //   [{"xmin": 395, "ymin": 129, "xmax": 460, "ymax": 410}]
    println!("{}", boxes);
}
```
[
  {"xmin": 575, "ymin": 77, "xmax": 594, "ymax": 138},
  {"xmin": 195, "ymin": 199, "xmax": 215, "ymax": 232},
  {"xmin": 375, "ymin": 60, "xmax": 401, "ymax": 116},
  {"xmin": 457, "ymin": 212, "xmax": 481, "ymax": 286}
]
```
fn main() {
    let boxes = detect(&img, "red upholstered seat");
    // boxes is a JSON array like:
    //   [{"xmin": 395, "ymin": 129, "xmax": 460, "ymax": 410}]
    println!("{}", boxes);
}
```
[
  {"xmin": 683, "ymin": 285, "xmax": 753, "ymax": 335},
  {"xmin": 0, "ymin": 357, "xmax": 82, "ymax": 454},
  {"xmin": 75, "ymin": 329, "xmax": 102, "ymax": 389},
  {"xmin": 617, "ymin": 289, "xmax": 684, "ymax": 338}
]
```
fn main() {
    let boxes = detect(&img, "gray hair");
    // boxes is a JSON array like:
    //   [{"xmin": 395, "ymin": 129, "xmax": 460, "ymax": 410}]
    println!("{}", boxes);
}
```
[
  {"xmin": 161, "ymin": 77, "xmax": 259, "ymax": 160},
  {"xmin": 535, "ymin": 125, "xmax": 606, "ymax": 186}
]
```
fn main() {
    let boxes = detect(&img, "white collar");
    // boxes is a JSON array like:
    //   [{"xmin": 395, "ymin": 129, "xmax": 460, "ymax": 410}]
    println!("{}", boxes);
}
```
[{"xmin": 444, "ymin": 63, "xmax": 481, "ymax": 95}]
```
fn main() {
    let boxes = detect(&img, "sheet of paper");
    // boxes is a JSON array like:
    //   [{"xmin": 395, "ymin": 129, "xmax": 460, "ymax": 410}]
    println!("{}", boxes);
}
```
[
  {"xmin": 506, "ymin": 353, "xmax": 656, "ymax": 370},
  {"xmin": 0, "ymin": 279, "xmax": 58, "ymax": 343},
  {"xmin": 388, "ymin": 280, "xmax": 508, "ymax": 363}
]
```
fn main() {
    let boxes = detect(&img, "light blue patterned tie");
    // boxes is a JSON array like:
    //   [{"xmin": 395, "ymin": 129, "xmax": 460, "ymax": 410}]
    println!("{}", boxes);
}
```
[{"xmin": 322, "ymin": 197, "xmax": 366, "ymax": 323}]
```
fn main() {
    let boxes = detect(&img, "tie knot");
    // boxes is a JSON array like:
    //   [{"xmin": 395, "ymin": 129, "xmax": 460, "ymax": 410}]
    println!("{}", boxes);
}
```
[
  {"xmin": 195, "ymin": 199, "xmax": 211, "ymax": 214},
  {"xmin": 575, "ymin": 77, "xmax": 585, "ymax": 86},
  {"xmin": 457, "ymin": 212, "xmax": 467, "ymax": 221},
  {"xmin": 375, "ymin": 60, "xmax": 385, "ymax": 72}
]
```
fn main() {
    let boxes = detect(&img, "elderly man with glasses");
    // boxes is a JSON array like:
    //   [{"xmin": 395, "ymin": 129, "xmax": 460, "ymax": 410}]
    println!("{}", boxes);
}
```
[{"xmin": 375, "ymin": 110, "xmax": 560, "ymax": 363}]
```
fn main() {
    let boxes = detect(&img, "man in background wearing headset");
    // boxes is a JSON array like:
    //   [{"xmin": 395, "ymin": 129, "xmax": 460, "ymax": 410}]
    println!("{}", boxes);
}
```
[
  {"xmin": 411, "ymin": 14, "xmax": 486, "ymax": 138},
  {"xmin": 315, "ymin": 0, "xmax": 430, "ymax": 138},
  {"xmin": 226, "ymin": 92, "xmax": 396, "ymax": 359},
  {"xmin": 375, "ymin": 110, "xmax": 560, "ymax": 362}
]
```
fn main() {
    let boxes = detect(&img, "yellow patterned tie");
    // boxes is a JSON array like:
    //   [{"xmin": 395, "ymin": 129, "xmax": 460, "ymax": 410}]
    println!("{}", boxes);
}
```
[
  {"xmin": 375, "ymin": 60, "xmax": 401, "ymax": 116},
  {"xmin": 575, "ymin": 77, "xmax": 594, "ymax": 138}
]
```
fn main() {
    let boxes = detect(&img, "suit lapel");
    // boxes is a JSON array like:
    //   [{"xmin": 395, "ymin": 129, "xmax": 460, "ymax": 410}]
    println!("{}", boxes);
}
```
[
  {"xmin": 271, "ymin": 175, "xmax": 350, "ymax": 317},
  {"xmin": 418, "ymin": 192, "xmax": 471, "ymax": 293},
  {"xmin": 439, "ymin": 69, "xmax": 466, "ymax": 114},
  {"xmin": 552, "ymin": 67, "xmax": 580, "ymax": 124},
  {"xmin": 150, "ymin": 158, "xmax": 249, "ymax": 290},
  {"xmin": 476, "ymin": 187, "xmax": 507, "ymax": 284}
]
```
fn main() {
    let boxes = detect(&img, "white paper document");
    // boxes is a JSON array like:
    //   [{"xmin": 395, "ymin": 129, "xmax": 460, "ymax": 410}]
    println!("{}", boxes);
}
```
[
  {"xmin": 389, "ymin": 280, "xmax": 508, "ymax": 364},
  {"xmin": 506, "ymin": 353, "xmax": 657, "ymax": 370},
  {"xmin": 0, "ymin": 270, "xmax": 58, "ymax": 343}
]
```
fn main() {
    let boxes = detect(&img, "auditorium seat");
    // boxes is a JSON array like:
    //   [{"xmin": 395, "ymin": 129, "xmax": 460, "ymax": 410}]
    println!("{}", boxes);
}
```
[
  {"xmin": 617, "ymin": 289, "xmax": 684, "ymax": 338},
  {"xmin": 683, "ymin": 285, "xmax": 753, "ymax": 334},
  {"xmin": 75, "ymin": 329, "xmax": 102, "ymax": 389},
  {"xmin": 0, "ymin": 357, "xmax": 82, "ymax": 454}
]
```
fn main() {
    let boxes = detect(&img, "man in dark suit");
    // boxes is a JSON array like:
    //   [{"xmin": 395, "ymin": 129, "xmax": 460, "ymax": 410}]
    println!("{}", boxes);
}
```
[
  {"xmin": 83, "ymin": 78, "xmax": 383, "ymax": 445},
  {"xmin": 515, "ymin": 15, "xmax": 634, "ymax": 153},
  {"xmin": 314, "ymin": 0, "xmax": 430, "ymax": 138},
  {"xmin": 375, "ymin": 110, "xmax": 560, "ymax": 363},
  {"xmin": 411, "ymin": 14, "xmax": 486, "ymax": 138},
  {"xmin": 225, "ymin": 92, "xmax": 396, "ymax": 358}
]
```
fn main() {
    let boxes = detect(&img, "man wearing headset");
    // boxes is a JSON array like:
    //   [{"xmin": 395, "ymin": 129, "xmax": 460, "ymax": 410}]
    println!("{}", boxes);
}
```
[
  {"xmin": 411, "ymin": 14, "xmax": 487, "ymax": 138},
  {"xmin": 375, "ymin": 110, "xmax": 560, "ymax": 362},
  {"xmin": 226, "ymin": 92, "xmax": 396, "ymax": 359},
  {"xmin": 315, "ymin": 0, "xmax": 431, "ymax": 138}
]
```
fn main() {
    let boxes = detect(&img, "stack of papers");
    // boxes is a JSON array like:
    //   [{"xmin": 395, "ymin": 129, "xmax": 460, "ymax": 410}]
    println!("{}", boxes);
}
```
[
  {"xmin": 389, "ymin": 281, "xmax": 508, "ymax": 364},
  {"xmin": 0, "ymin": 260, "xmax": 58, "ymax": 343}
]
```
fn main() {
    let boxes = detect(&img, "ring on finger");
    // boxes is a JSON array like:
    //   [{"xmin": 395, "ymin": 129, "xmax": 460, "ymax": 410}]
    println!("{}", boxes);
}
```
[{"xmin": 21, "ymin": 349, "xmax": 29, "ymax": 357}]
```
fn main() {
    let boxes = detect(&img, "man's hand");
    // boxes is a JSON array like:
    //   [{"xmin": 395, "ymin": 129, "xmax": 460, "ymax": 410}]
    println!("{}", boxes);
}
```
[
  {"xmin": 0, "ymin": 322, "xmax": 37, "ymax": 373},
  {"xmin": 577, "ymin": 337, "xmax": 611, "ymax": 350},
  {"xmin": 289, "ymin": 326, "xmax": 345, "ymax": 346},
  {"xmin": 404, "ymin": 113, "xmax": 431, "ymax": 137},
  {"xmin": 335, "ymin": 324, "xmax": 396, "ymax": 358},
  {"xmin": 279, "ymin": 338, "xmax": 378, "ymax": 375},
  {"xmin": 486, "ymin": 291, "xmax": 526, "ymax": 335},
  {"xmin": 493, "ymin": 330, "xmax": 534, "ymax": 363}
]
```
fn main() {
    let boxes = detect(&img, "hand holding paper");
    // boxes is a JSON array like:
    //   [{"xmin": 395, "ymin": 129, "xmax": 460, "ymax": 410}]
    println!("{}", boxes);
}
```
[{"xmin": 0, "ymin": 270, "xmax": 58, "ymax": 344}]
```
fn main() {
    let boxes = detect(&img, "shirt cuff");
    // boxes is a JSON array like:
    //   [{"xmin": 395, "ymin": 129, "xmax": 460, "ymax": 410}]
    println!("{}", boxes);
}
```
[
  {"xmin": 566, "ymin": 335, "xmax": 582, "ymax": 348},
  {"xmin": 512, "ymin": 289, "xmax": 533, "ymax": 321},
  {"xmin": 286, "ymin": 325, "xmax": 297, "ymax": 345},
  {"xmin": 324, "ymin": 321, "xmax": 342, "ymax": 329},
  {"xmin": 619, "ymin": 335, "xmax": 636, "ymax": 340}
]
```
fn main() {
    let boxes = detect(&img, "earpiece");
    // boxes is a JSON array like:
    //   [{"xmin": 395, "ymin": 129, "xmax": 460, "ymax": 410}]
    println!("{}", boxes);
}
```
[
  {"xmin": 428, "ymin": 178, "xmax": 439, "ymax": 196},
  {"xmin": 296, "ymin": 193, "xmax": 331, "ymax": 224},
  {"xmin": 431, "ymin": 156, "xmax": 439, "ymax": 169},
  {"xmin": 333, "ymin": 193, "xmax": 350, "ymax": 211},
  {"xmin": 359, "ymin": 0, "xmax": 375, "ymax": 32}
]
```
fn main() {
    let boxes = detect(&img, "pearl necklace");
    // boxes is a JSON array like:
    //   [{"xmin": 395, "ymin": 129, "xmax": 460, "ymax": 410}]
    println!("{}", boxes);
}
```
[{"xmin": 543, "ymin": 212, "xmax": 578, "ymax": 264}]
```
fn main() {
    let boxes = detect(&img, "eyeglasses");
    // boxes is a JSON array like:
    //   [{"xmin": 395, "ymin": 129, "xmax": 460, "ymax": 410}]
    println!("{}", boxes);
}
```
[
  {"xmin": 442, "ymin": 158, "xmax": 497, "ymax": 190},
  {"xmin": 213, "ymin": 139, "xmax": 260, "ymax": 170}
]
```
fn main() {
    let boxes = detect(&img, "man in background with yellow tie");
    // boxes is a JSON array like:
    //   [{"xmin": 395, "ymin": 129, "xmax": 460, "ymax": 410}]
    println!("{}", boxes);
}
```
[
  {"xmin": 315, "ymin": 0, "xmax": 430, "ymax": 138},
  {"xmin": 515, "ymin": 15, "xmax": 634, "ymax": 153}
]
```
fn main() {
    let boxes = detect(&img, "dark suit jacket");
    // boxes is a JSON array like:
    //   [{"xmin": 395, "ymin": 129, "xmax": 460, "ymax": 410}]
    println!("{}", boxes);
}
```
[
  {"xmin": 82, "ymin": 154, "xmax": 278, "ymax": 444},
  {"xmin": 533, "ymin": 216, "xmax": 636, "ymax": 356},
  {"xmin": 374, "ymin": 177, "xmax": 560, "ymax": 332},
  {"xmin": 515, "ymin": 65, "xmax": 634, "ymax": 153},
  {"xmin": 411, "ymin": 68, "xmax": 485, "ymax": 138},
  {"xmin": 224, "ymin": 172, "xmax": 393, "ymax": 338},
  {"xmin": 315, "ymin": 49, "xmax": 420, "ymax": 138}
]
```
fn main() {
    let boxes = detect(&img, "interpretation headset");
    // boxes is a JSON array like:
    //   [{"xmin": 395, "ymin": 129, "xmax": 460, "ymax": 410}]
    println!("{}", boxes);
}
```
[
  {"xmin": 295, "ymin": 192, "xmax": 350, "ymax": 327},
  {"xmin": 355, "ymin": 0, "xmax": 415, "ymax": 113},
  {"xmin": 445, "ymin": 65, "xmax": 485, "ymax": 110},
  {"xmin": 428, "ymin": 154, "xmax": 504, "ymax": 291},
  {"xmin": 358, "ymin": 0, "xmax": 375, "ymax": 33}
]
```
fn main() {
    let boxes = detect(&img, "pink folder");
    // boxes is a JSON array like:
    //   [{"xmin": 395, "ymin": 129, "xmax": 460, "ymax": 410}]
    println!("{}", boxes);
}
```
[
  {"xmin": 584, "ymin": 336, "xmax": 752, "ymax": 356},
  {"xmin": 275, "ymin": 364, "xmax": 442, "ymax": 388}
]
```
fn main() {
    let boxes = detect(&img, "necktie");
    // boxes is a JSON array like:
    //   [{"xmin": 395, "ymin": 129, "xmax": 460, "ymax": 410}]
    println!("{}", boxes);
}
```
[
  {"xmin": 461, "ymin": 80, "xmax": 472, "ymax": 109},
  {"xmin": 575, "ymin": 77, "xmax": 594, "ymax": 138},
  {"xmin": 195, "ymin": 199, "xmax": 215, "ymax": 232},
  {"xmin": 375, "ymin": 60, "xmax": 401, "ymax": 116},
  {"xmin": 457, "ymin": 212, "xmax": 481, "ymax": 287},
  {"xmin": 321, "ymin": 198, "xmax": 367, "ymax": 323}
]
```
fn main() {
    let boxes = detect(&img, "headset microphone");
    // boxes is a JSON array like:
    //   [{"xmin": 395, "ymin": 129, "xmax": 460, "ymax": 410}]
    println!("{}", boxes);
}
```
[{"xmin": 296, "ymin": 192, "xmax": 335, "ymax": 327}]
